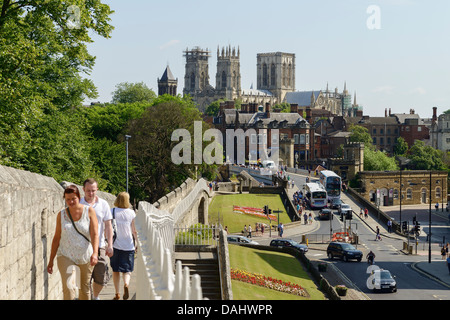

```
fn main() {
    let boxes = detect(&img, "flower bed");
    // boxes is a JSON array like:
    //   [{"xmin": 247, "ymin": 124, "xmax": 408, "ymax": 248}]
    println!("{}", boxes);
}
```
[
  {"xmin": 230, "ymin": 268, "xmax": 308, "ymax": 297},
  {"xmin": 233, "ymin": 205, "xmax": 277, "ymax": 221}
]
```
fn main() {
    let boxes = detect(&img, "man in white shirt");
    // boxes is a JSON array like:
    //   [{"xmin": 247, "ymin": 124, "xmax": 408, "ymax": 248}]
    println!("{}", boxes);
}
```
[{"xmin": 81, "ymin": 178, "xmax": 114, "ymax": 300}]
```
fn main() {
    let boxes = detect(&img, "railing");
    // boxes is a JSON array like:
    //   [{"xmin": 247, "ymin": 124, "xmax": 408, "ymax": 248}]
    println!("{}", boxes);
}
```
[
  {"xmin": 174, "ymin": 224, "xmax": 220, "ymax": 246},
  {"xmin": 135, "ymin": 201, "xmax": 205, "ymax": 300}
]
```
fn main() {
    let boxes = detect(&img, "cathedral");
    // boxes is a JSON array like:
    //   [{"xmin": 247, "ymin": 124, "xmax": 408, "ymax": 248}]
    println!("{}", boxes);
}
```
[
  {"xmin": 160, "ymin": 45, "xmax": 361, "ymax": 116},
  {"xmin": 182, "ymin": 46, "xmax": 293, "ymax": 112}
]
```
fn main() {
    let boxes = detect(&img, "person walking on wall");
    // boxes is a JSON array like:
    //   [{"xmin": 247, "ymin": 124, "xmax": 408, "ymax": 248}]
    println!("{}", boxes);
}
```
[
  {"xmin": 110, "ymin": 192, "xmax": 137, "ymax": 300},
  {"xmin": 47, "ymin": 185, "xmax": 99, "ymax": 300},
  {"xmin": 80, "ymin": 178, "xmax": 114, "ymax": 300}
]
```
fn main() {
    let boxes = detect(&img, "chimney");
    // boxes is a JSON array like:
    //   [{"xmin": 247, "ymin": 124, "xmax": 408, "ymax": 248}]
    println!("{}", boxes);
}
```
[
  {"xmin": 265, "ymin": 102, "xmax": 271, "ymax": 118},
  {"xmin": 389, "ymin": 108, "xmax": 391, "ymax": 116},
  {"xmin": 432, "ymin": 107, "xmax": 437, "ymax": 123},
  {"xmin": 385, "ymin": 108, "xmax": 387, "ymax": 117},
  {"xmin": 290, "ymin": 103, "xmax": 298, "ymax": 114}
]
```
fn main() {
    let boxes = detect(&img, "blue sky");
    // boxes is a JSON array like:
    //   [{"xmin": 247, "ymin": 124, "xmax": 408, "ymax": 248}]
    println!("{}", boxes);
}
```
[{"xmin": 85, "ymin": 0, "xmax": 450, "ymax": 117}]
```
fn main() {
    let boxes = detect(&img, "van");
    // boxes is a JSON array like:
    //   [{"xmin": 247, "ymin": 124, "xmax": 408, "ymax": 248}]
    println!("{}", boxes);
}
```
[{"xmin": 262, "ymin": 160, "xmax": 276, "ymax": 170}]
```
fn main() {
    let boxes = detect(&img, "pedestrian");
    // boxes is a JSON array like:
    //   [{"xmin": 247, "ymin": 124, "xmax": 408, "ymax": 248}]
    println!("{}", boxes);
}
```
[
  {"xmin": 80, "ymin": 178, "xmax": 114, "ymax": 300},
  {"xmin": 261, "ymin": 224, "xmax": 265, "ymax": 235},
  {"xmin": 435, "ymin": 202, "xmax": 439, "ymax": 212},
  {"xmin": 248, "ymin": 225, "xmax": 252, "ymax": 238},
  {"xmin": 110, "ymin": 192, "xmax": 137, "ymax": 300},
  {"xmin": 308, "ymin": 213, "xmax": 312, "ymax": 224},
  {"xmin": 364, "ymin": 207, "xmax": 368, "ymax": 219},
  {"xmin": 47, "ymin": 185, "xmax": 99, "ymax": 300},
  {"xmin": 243, "ymin": 225, "xmax": 247, "ymax": 237},
  {"xmin": 446, "ymin": 243, "xmax": 449, "ymax": 258},
  {"xmin": 375, "ymin": 226, "xmax": 380, "ymax": 241},
  {"xmin": 278, "ymin": 223, "xmax": 284, "ymax": 237},
  {"xmin": 303, "ymin": 212, "xmax": 308, "ymax": 225},
  {"xmin": 387, "ymin": 219, "xmax": 392, "ymax": 233},
  {"xmin": 360, "ymin": 208, "xmax": 363, "ymax": 218}
]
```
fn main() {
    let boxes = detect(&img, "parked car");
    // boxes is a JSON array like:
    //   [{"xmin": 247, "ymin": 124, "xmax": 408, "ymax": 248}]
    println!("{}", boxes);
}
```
[
  {"xmin": 318, "ymin": 208, "xmax": 332, "ymax": 220},
  {"xmin": 338, "ymin": 203, "xmax": 353, "ymax": 220},
  {"xmin": 371, "ymin": 269, "xmax": 397, "ymax": 293},
  {"xmin": 326, "ymin": 242, "xmax": 362, "ymax": 262},
  {"xmin": 227, "ymin": 235, "xmax": 259, "ymax": 245},
  {"xmin": 330, "ymin": 198, "xmax": 342, "ymax": 209},
  {"xmin": 270, "ymin": 238, "xmax": 308, "ymax": 253}
]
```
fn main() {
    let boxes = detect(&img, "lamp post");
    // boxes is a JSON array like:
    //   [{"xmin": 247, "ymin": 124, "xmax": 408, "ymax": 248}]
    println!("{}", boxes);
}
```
[
  {"xmin": 125, "ymin": 135, "xmax": 131, "ymax": 193},
  {"xmin": 429, "ymin": 170, "xmax": 432, "ymax": 263}
]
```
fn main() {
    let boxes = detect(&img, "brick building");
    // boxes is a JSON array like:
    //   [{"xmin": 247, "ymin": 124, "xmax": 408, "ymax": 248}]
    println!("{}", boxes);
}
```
[{"xmin": 359, "ymin": 170, "xmax": 448, "ymax": 207}]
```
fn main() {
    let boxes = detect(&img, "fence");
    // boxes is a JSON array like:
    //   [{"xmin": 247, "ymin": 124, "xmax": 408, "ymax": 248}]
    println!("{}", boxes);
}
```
[
  {"xmin": 174, "ymin": 224, "xmax": 220, "ymax": 246},
  {"xmin": 135, "ymin": 201, "xmax": 205, "ymax": 300}
]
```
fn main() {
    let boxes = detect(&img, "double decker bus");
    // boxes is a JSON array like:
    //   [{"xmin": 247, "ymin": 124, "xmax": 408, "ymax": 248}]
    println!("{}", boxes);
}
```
[
  {"xmin": 303, "ymin": 183, "xmax": 328, "ymax": 209},
  {"xmin": 318, "ymin": 170, "xmax": 342, "ymax": 202}
]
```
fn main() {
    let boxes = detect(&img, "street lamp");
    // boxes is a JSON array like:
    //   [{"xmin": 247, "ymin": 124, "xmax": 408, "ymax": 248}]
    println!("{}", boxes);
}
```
[
  {"xmin": 429, "ymin": 170, "xmax": 432, "ymax": 263},
  {"xmin": 125, "ymin": 135, "xmax": 131, "ymax": 193}
]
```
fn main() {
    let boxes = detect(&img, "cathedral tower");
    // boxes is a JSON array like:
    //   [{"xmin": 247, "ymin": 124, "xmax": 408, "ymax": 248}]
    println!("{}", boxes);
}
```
[
  {"xmin": 215, "ymin": 45, "xmax": 241, "ymax": 100},
  {"xmin": 183, "ymin": 47, "xmax": 211, "ymax": 96},
  {"xmin": 158, "ymin": 65, "xmax": 177, "ymax": 96},
  {"xmin": 257, "ymin": 52, "xmax": 295, "ymax": 102}
]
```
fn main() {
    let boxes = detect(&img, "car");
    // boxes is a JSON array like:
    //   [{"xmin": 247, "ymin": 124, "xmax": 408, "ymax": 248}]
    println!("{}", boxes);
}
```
[
  {"xmin": 330, "ymin": 198, "xmax": 342, "ymax": 209},
  {"xmin": 370, "ymin": 269, "xmax": 397, "ymax": 293},
  {"xmin": 326, "ymin": 242, "xmax": 362, "ymax": 262},
  {"xmin": 338, "ymin": 203, "xmax": 353, "ymax": 219},
  {"xmin": 270, "ymin": 238, "xmax": 308, "ymax": 253},
  {"xmin": 318, "ymin": 208, "xmax": 332, "ymax": 220},
  {"xmin": 227, "ymin": 235, "xmax": 259, "ymax": 245}
]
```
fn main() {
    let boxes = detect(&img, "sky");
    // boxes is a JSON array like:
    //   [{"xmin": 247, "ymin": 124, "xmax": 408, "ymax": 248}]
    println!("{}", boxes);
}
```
[{"xmin": 84, "ymin": 0, "xmax": 450, "ymax": 118}]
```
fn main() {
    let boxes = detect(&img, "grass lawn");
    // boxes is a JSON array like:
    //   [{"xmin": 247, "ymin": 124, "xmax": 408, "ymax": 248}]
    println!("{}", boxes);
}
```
[
  {"xmin": 208, "ymin": 193, "xmax": 291, "ymax": 234},
  {"xmin": 229, "ymin": 245, "xmax": 325, "ymax": 300}
]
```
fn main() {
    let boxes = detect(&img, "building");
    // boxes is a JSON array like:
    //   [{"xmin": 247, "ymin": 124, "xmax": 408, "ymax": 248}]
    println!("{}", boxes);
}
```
[
  {"xmin": 214, "ymin": 101, "xmax": 311, "ymax": 167},
  {"xmin": 430, "ymin": 107, "xmax": 450, "ymax": 152},
  {"xmin": 158, "ymin": 65, "xmax": 178, "ymax": 96},
  {"xmin": 284, "ymin": 82, "xmax": 362, "ymax": 117},
  {"xmin": 182, "ymin": 46, "xmax": 292, "ymax": 112},
  {"xmin": 359, "ymin": 170, "xmax": 448, "ymax": 207}
]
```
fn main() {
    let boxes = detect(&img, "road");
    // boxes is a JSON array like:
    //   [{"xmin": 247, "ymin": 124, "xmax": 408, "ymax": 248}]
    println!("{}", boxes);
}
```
[{"xmin": 287, "ymin": 170, "xmax": 450, "ymax": 300}]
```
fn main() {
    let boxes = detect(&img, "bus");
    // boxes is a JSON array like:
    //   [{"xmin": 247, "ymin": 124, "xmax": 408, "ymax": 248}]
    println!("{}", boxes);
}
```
[
  {"xmin": 303, "ymin": 183, "xmax": 328, "ymax": 209},
  {"xmin": 319, "ymin": 170, "xmax": 342, "ymax": 202}
]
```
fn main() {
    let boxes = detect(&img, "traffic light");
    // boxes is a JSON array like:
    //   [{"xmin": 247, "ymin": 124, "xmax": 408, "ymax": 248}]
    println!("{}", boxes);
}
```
[
  {"xmin": 264, "ymin": 205, "xmax": 268, "ymax": 215},
  {"xmin": 340, "ymin": 213, "xmax": 344, "ymax": 221},
  {"xmin": 402, "ymin": 221, "xmax": 407, "ymax": 231},
  {"xmin": 415, "ymin": 222, "xmax": 421, "ymax": 233},
  {"xmin": 347, "ymin": 211, "xmax": 353, "ymax": 220},
  {"xmin": 268, "ymin": 209, "xmax": 272, "ymax": 216}
]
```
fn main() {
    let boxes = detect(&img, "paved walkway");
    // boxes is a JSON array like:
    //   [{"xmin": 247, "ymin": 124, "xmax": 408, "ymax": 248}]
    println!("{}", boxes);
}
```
[{"xmin": 97, "ymin": 256, "xmax": 137, "ymax": 300}]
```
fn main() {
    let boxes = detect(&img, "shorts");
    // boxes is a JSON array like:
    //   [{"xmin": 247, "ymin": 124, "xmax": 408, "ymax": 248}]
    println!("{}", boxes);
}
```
[
  {"xmin": 110, "ymin": 248, "xmax": 135, "ymax": 273},
  {"xmin": 91, "ymin": 247, "xmax": 110, "ymax": 286}
]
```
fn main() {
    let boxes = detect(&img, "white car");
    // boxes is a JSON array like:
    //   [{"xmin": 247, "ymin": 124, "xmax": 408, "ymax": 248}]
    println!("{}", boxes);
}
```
[
  {"xmin": 227, "ymin": 235, "xmax": 259, "ymax": 245},
  {"xmin": 370, "ymin": 269, "xmax": 397, "ymax": 293}
]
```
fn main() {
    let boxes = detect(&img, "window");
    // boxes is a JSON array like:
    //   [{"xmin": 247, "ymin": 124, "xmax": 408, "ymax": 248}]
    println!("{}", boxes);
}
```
[
  {"xmin": 300, "ymin": 134, "xmax": 305, "ymax": 145},
  {"xmin": 406, "ymin": 188, "xmax": 412, "ymax": 199},
  {"xmin": 380, "ymin": 128, "xmax": 384, "ymax": 134},
  {"xmin": 418, "ymin": 127, "xmax": 422, "ymax": 132},
  {"xmin": 373, "ymin": 128, "xmax": 377, "ymax": 134},
  {"xmin": 393, "ymin": 189, "xmax": 399, "ymax": 199},
  {"xmin": 294, "ymin": 134, "xmax": 299, "ymax": 144},
  {"xmin": 373, "ymin": 137, "xmax": 377, "ymax": 144},
  {"xmin": 436, "ymin": 187, "xmax": 441, "ymax": 198}
]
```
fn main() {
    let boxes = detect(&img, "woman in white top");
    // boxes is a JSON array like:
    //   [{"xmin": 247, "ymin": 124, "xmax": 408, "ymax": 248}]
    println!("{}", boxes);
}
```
[
  {"xmin": 110, "ymin": 192, "xmax": 137, "ymax": 300},
  {"xmin": 47, "ymin": 185, "xmax": 99, "ymax": 300}
]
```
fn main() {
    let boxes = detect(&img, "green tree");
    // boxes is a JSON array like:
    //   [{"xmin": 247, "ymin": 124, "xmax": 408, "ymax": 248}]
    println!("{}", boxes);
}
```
[
  {"xmin": 0, "ymin": 0, "xmax": 114, "ymax": 167},
  {"xmin": 126, "ymin": 97, "xmax": 217, "ymax": 203},
  {"xmin": 364, "ymin": 148, "xmax": 399, "ymax": 171},
  {"xmin": 348, "ymin": 125, "xmax": 374, "ymax": 150},
  {"xmin": 393, "ymin": 136, "xmax": 408, "ymax": 156},
  {"xmin": 111, "ymin": 82, "xmax": 156, "ymax": 104},
  {"xmin": 205, "ymin": 99, "xmax": 224, "ymax": 117},
  {"xmin": 407, "ymin": 140, "xmax": 446, "ymax": 170}
]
